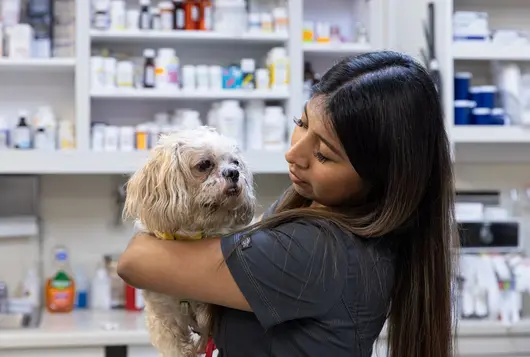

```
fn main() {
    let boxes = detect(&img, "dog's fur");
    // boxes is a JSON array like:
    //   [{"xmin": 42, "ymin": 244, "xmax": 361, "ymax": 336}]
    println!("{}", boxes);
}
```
[{"xmin": 123, "ymin": 126, "xmax": 256, "ymax": 357}]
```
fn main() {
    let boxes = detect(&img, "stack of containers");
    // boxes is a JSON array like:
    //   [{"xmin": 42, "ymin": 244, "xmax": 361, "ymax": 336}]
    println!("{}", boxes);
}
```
[{"xmin": 454, "ymin": 72, "xmax": 505, "ymax": 126}]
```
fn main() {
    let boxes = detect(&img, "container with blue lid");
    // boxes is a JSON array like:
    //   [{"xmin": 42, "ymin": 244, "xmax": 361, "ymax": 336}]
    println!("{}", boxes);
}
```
[
  {"xmin": 472, "ymin": 107, "xmax": 492, "ymax": 125},
  {"xmin": 454, "ymin": 72, "xmax": 472, "ymax": 100},
  {"xmin": 454, "ymin": 100, "xmax": 475, "ymax": 125}
]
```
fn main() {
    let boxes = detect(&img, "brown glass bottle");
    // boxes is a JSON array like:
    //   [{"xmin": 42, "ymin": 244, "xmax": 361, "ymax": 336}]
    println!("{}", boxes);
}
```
[{"xmin": 172, "ymin": 0, "xmax": 185, "ymax": 30}]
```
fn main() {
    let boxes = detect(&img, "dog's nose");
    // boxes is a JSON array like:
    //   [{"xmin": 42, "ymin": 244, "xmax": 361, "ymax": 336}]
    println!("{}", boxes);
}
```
[{"xmin": 223, "ymin": 168, "xmax": 240, "ymax": 182}]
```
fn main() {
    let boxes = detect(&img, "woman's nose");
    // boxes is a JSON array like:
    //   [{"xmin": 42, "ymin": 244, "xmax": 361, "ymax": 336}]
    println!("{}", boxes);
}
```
[{"xmin": 285, "ymin": 130, "xmax": 310, "ymax": 169}]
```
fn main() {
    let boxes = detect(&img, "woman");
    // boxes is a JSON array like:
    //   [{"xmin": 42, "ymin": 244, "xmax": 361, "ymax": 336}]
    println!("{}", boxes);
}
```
[{"xmin": 117, "ymin": 51, "xmax": 457, "ymax": 357}]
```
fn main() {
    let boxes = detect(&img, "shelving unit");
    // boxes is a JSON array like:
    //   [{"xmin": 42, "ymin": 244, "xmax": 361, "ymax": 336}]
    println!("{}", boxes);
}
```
[
  {"xmin": 437, "ymin": 0, "xmax": 530, "ymax": 162},
  {"xmin": 0, "ymin": 0, "xmax": 388, "ymax": 175}
]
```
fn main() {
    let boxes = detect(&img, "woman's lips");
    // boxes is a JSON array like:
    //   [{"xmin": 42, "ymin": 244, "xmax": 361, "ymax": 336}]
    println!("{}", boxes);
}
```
[{"xmin": 289, "ymin": 171, "xmax": 306, "ymax": 185}]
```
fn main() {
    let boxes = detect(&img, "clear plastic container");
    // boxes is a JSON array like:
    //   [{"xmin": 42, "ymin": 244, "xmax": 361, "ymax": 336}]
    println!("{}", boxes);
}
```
[{"xmin": 213, "ymin": 0, "xmax": 246, "ymax": 34}]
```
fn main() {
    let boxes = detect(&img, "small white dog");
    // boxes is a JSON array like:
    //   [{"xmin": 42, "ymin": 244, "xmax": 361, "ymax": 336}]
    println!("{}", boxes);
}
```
[{"xmin": 123, "ymin": 126, "xmax": 256, "ymax": 357}]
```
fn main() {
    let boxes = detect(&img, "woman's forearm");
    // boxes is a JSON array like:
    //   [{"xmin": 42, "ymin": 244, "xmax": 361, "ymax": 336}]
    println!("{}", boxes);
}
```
[{"xmin": 117, "ymin": 233, "xmax": 251, "ymax": 310}]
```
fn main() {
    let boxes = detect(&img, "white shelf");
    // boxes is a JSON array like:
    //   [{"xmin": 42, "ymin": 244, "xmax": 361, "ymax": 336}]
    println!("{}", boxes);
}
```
[
  {"xmin": 0, "ymin": 151, "xmax": 288, "ymax": 174},
  {"xmin": 453, "ymin": 42, "xmax": 530, "ymax": 61},
  {"xmin": 0, "ymin": 58, "xmax": 75, "ymax": 71},
  {"xmin": 303, "ymin": 42, "xmax": 372, "ymax": 55},
  {"xmin": 90, "ymin": 29, "xmax": 288, "ymax": 44},
  {"xmin": 90, "ymin": 88, "xmax": 290, "ymax": 100},
  {"xmin": 451, "ymin": 126, "xmax": 530, "ymax": 143},
  {"xmin": 0, "ymin": 216, "xmax": 38, "ymax": 238}
]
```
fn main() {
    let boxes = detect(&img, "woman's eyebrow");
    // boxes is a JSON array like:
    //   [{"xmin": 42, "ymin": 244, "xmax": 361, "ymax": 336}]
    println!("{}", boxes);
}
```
[{"xmin": 304, "ymin": 102, "xmax": 344, "ymax": 158}]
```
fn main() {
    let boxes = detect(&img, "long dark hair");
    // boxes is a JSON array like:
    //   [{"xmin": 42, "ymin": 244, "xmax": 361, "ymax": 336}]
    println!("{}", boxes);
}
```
[{"xmin": 243, "ymin": 51, "xmax": 457, "ymax": 357}]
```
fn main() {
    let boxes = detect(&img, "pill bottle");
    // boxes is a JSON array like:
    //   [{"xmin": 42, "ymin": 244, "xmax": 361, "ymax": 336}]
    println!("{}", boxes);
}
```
[
  {"xmin": 173, "ymin": 0, "xmax": 185, "ymax": 30},
  {"xmin": 241, "ymin": 58, "xmax": 255, "ymax": 90},
  {"xmin": 135, "ymin": 124, "xmax": 150, "ymax": 150},
  {"xmin": 59, "ymin": 120, "xmax": 76, "ymax": 149},
  {"xmin": 196, "ymin": 65, "xmax": 209, "ymax": 90},
  {"xmin": 117, "ymin": 61, "xmax": 134, "ymax": 88},
  {"xmin": 155, "ymin": 48, "xmax": 180, "ymax": 90},
  {"xmin": 110, "ymin": 0, "xmax": 126, "ymax": 30},
  {"xmin": 184, "ymin": 0, "xmax": 199, "ymax": 30},
  {"xmin": 119, "ymin": 126, "xmax": 135, "ymax": 151},
  {"xmin": 272, "ymin": 7, "xmax": 288, "ymax": 33},
  {"xmin": 139, "ymin": 0, "xmax": 151, "ymax": 29},
  {"xmin": 104, "ymin": 125, "xmax": 119, "ymax": 151},
  {"xmin": 260, "ymin": 13, "xmax": 273, "ymax": 33},
  {"xmin": 199, "ymin": 0, "xmax": 212, "ymax": 31},
  {"xmin": 143, "ymin": 48, "xmax": 156, "ymax": 88},
  {"xmin": 256, "ymin": 68, "xmax": 270, "ymax": 90},
  {"xmin": 159, "ymin": 1, "xmax": 174, "ymax": 31},
  {"xmin": 182, "ymin": 65, "xmax": 196, "ymax": 91},
  {"xmin": 91, "ymin": 123, "xmax": 106, "ymax": 151}
]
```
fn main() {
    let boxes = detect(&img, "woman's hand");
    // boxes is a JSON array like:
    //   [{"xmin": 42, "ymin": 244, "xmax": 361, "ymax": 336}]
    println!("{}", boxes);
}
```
[{"xmin": 117, "ymin": 233, "xmax": 251, "ymax": 311}]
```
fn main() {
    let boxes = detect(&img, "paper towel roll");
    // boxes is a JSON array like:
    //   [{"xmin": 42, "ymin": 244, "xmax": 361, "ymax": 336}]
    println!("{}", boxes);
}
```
[{"xmin": 497, "ymin": 63, "xmax": 521, "ymax": 125}]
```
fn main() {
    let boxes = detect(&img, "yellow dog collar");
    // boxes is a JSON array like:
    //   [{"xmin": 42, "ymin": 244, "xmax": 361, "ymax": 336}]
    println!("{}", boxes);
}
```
[{"xmin": 154, "ymin": 231, "xmax": 204, "ymax": 241}]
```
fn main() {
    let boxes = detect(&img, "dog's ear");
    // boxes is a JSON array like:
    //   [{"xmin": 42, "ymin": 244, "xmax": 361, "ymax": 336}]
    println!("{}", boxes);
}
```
[{"xmin": 123, "ymin": 148, "xmax": 185, "ymax": 233}]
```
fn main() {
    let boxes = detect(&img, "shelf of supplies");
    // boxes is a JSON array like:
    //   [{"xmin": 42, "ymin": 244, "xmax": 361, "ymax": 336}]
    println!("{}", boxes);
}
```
[
  {"xmin": 453, "ymin": 42, "xmax": 530, "ymax": 61},
  {"xmin": 0, "ymin": 216, "xmax": 38, "ymax": 238},
  {"xmin": 90, "ymin": 29, "xmax": 288, "ymax": 45},
  {"xmin": 0, "ymin": 58, "xmax": 75, "ymax": 71},
  {"xmin": 90, "ymin": 88, "xmax": 290, "ymax": 100},
  {"xmin": 451, "ymin": 126, "xmax": 530, "ymax": 143},
  {"xmin": 303, "ymin": 42, "xmax": 372, "ymax": 55},
  {"xmin": 0, "ymin": 151, "xmax": 288, "ymax": 174}
]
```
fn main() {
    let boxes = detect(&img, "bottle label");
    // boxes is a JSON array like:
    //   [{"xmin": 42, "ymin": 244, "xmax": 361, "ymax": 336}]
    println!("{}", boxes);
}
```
[
  {"xmin": 14, "ymin": 128, "xmax": 31, "ymax": 149},
  {"xmin": 144, "ymin": 66, "xmax": 155, "ymax": 86},
  {"xmin": 140, "ymin": 12, "xmax": 150, "ymax": 29},
  {"xmin": 176, "ymin": 9, "xmax": 185, "ymax": 28},
  {"xmin": 203, "ymin": 7, "xmax": 212, "ymax": 30},
  {"xmin": 167, "ymin": 62, "xmax": 180, "ymax": 84},
  {"xmin": 241, "ymin": 73, "xmax": 255, "ymax": 89},
  {"xmin": 135, "ymin": 288, "xmax": 144, "ymax": 310},
  {"xmin": 191, "ymin": 6, "xmax": 199, "ymax": 22}
]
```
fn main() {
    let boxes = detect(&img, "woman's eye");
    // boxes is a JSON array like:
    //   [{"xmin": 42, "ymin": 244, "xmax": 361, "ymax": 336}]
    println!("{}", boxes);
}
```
[
  {"xmin": 293, "ymin": 117, "xmax": 307, "ymax": 128},
  {"xmin": 313, "ymin": 151, "xmax": 328, "ymax": 163},
  {"xmin": 197, "ymin": 160, "xmax": 213, "ymax": 172}
]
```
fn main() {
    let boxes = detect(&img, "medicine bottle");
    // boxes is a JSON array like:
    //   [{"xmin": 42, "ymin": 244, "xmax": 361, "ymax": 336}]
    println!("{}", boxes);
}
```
[
  {"xmin": 139, "ymin": 0, "xmax": 151, "ymax": 29},
  {"xmin": 199, "ymin": 0, "xmax": 212, "ymax": 31},
  {"xmin": 159, "ymin": 1, "xmax": 174, "ymax": 31},
  {"xmin": 150, "ymin": 7, "xmax": 161, "ymax": 30},
  {"xmin": 184, "ymin": 0, "xmax": 199, "ymax": 30},
  {"xmin": 143, "ymin": 48, "xmax": 156, "ymax": 88},
  {"xmin": 172, "ymin": 0, "xmax": 185, "ymax": 30},
  {"xmin": 13, "ymin": 111, "xmax": 32, "ymax": 150}
]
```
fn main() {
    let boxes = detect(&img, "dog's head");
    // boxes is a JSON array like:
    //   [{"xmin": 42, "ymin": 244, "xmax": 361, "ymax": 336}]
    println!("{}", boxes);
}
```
[{"xmin": 123, "ymin": 126, "xmax": 256, "ymax": 234}]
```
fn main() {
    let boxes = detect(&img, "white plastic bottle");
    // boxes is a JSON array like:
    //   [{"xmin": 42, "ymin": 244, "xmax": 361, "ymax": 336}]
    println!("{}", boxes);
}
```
[
  {"xmin": 59, "ymin": 120, "xmax": 76, "ymax": 149},
  {"xmin": 245, "ymin": 100, "xmax": 264, "ymax": 151},
  {"xmin": 181, "ymin": 110, "xmax": 202, "ymax": 130},
  {"xmin": 90, "ymin": 265, "xmax": 112, "ymax": 311},
  {"xmin": 217, "ymin": 100, "xmax": 245, "ymax": 149},
  {"xmin": 207, "ymin": 102, "xmax": 220, "ymax": 129},
  {"xmin": 155, "ymin": 48, "xmax": 179, "ymax": 90},
  {"xmin": 34, "ymin": 106, "xmax": 57, "ymax": 150},
  {"xmin": 263, "ymin": 106, "xmax": 287, "ymax": 151},
  {"xmin": 267, "ymin": 47, "xmax": 289, "ymax": 91}
]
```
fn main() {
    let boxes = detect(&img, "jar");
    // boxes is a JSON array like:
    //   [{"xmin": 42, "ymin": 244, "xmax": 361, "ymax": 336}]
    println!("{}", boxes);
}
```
[
  {"xmin": 247, "ymin": 13, "xmax": 261, "ymax": 33},
  {"xmin": 256, "ymin": 68, "xmax": 270, "ymax": 90},
  {"xmin": 155, "ymin": 48, "xmax": 180, "ymax": 90},
  {"xmin": 159, "ymin": 1, "xmax": 174, "ymax": 31},
  {"xmin": 59, "ymin": 120, "xmax": 76, "ymax": 149},
  {"xmin": 116, "ymin": 60, "xmax": 134, "ymax": 88},
  {"xmin": 260, "ymin": 13, "xmax": 273, "ymax": 33},
  {"xmin": 135, "ymin": 124, "xmax": 150, "ymax": 150},
  {"xmin": 109, "ymin": 0, "xmax": 126, "ymax": 30},
  {"xmin": 196, "ymin": 65, "xmax": 209, "ymax": 90},
  {"xmin": 272, "ymin": 7, "xmax": 288, "ymax": 34},
  {"xmin": 181, "ymin": 65, "xmax": 196, "ymax": 91}
]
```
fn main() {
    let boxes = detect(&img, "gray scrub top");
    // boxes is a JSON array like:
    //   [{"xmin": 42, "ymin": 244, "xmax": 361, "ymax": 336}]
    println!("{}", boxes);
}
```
[{"xmin": 213, "ymin": 195, "xmax": 395, "ymax": 357}]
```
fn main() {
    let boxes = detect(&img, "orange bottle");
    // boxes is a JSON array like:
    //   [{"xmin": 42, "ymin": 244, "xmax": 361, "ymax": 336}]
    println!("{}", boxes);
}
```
[
  {"xmin": 198, "ymin": 0, "xmax": 212, "ymax": 31},
  {"xmin": 184, "ymin": 0, "xmax": 199, "ymax": 30},
  {"xmin": 45, "ymin": 245, "xmax": 76, "ymax": 313}
]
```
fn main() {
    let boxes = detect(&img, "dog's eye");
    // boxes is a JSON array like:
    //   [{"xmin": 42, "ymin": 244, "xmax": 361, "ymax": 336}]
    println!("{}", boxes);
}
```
[
  {"xmin": 233, "ymin": 160, "xmax": 239, "ymax": 166},
  {"xmin": 197, "ymin": 160, "xmax": 213, "ymax": 172}
]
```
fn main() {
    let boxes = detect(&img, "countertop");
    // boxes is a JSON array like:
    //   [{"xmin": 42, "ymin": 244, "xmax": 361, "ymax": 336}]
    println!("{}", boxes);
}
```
[
  {"xmin": 0, "ymin": 310, "xmax": 150, "ymax": 349},
  {"xmin": 2, "ymin": 310, "xmax": 530, "ymax": 349}
]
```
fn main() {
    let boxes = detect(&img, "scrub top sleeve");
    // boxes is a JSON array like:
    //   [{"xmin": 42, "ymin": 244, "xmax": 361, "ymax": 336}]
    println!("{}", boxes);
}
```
[{"xmin": 221, "ymin": 220, "xmax": 347, "ymax": 330}]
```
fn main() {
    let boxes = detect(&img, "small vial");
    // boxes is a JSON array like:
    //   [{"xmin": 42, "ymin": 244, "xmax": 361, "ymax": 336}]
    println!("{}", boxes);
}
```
[
  {"xmin": 139, "ymin": 0, "xmax": 151, "ymax": 29},
  {"xmin": 143, "ymin": 48, "xmax": 156, "ymax": 88}
]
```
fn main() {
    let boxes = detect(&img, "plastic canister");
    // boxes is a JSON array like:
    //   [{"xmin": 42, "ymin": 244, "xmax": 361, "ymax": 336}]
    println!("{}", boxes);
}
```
[
  {"xmin": 208, "ymin": 65, "xmax": 222, "ymax": 90},
  {"xmin": 491, "ymin": 108, "xmax": 506, "ymax": 125},
  {"xmin": 104, "ymin": 125, "xmax": 119, "ymax": 151},
  {"xmin": 454, "ymin": 100, "xmax": 475, "ymax": 125},
  {"xmin": 479, "ymin": 85, "xmax": 497, "ymax": 108},
  {"xmin": 103, "ymin": 57, "xmax": 117, "ymax": 88},
  {"xmin": 181, "ymin": 110, "xmax": 202, "ymax": 130},
  {"xmin": 267, "ymin": 47, "xmax": 289, "ymax": 90},
  {"xmin": 263, "ymin": 106, "xmax": 286, "ymax": 151},
  {"xmin": 245, "ymin": 100, "xmax": 265, "ymax": 151},
  {"xmin": 91, "ymin": 123, "xmax": 106, "ymax": 151},
  {"xmin": 135, "ymin": 124, "xmax": 150, "ymax": 150},
  {"xmin": 91, "ymin": 56, "xmax": 105, "ymax": 89},
  {"xmin": 155, "ymin": 48, "xmax": 180, "ymax": 90},
  {"xmin": 213, "ymin": 0, "xmax": 246, "ymax": 35},
  {"xmin": 59, "ymin": 120, "xmax": 76, "ymax": 149},
  {"xmin": 472, "ymin": 107, "xmax": 492, "ymax": 125},
  {"xmin": 217, "ymin": 100, "xmax": 245, "ymax": 148},
  {"xmin": 182, "ymin": 65, "xmax": 196, "ymax": 91},
  {"xmin": 256, "ymin": 68, "xmax": 270, "ymax": 90},
  {"xmin": 469, "ymin": 86, "xmax": 482, "ymax": 106},
  {"xmin": 454, "ymin": 72, "xmax": 472, "ymax": 100},
  {"xmin": 119, "ymin": 126, "xmax": 135, "ymax": 151},
  {"xmin": 116, "ymin": 61, "xmax": 134, "ymax": 88},
  {"xmin": 272, "ymin": 7, "xmax": 288, "ymax": 33},
  {"xmin": 110, "ymin": 0, "xmax": 126, "ymax": 30},
  {"xmin": 196, "ymin": 65, "xmax": 209, "ymax": 91}
]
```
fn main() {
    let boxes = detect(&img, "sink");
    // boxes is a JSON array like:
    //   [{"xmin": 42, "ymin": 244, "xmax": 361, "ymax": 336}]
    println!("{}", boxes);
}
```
[{"xmin": 0, "ymin": 308, "xmax": 41, "ymax": 329}]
